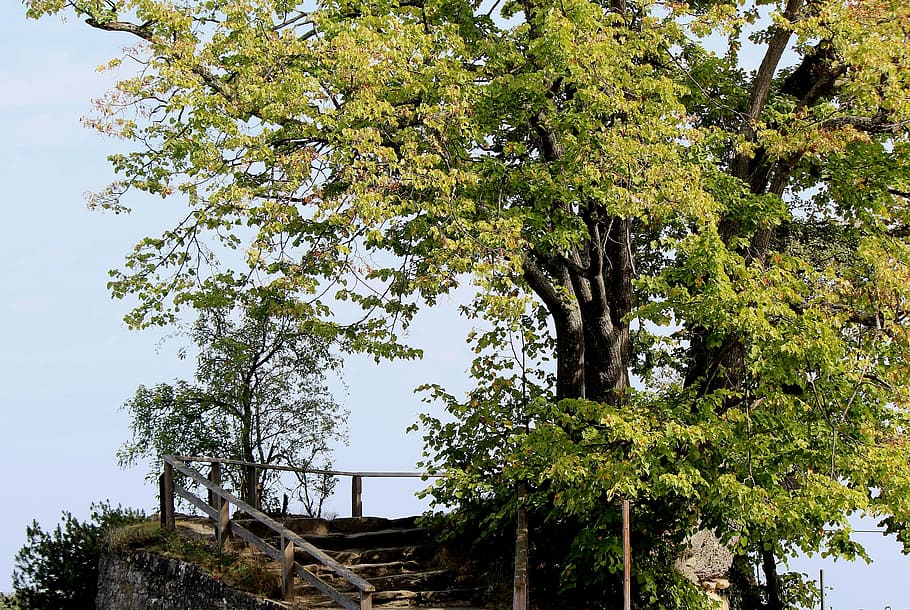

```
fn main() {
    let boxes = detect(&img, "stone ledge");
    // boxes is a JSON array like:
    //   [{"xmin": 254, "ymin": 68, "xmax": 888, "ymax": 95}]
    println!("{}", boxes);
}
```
[{"xmin": 96, "ymin": 549, "xmax": 285, "ymax": 610}]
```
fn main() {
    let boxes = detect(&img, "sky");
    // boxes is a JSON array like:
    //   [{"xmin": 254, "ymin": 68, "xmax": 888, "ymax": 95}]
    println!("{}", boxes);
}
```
[{"xmin": 0, "ymin": 4, "xmax": 908, "ymax": 609}]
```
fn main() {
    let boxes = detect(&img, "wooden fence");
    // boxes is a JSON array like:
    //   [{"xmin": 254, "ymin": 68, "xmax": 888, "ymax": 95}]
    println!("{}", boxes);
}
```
[
  {"xmin": 158, "ymin": 455, "xmax": 436, "ymax": 609},
  {"xmin": 170, "ymin": 455, "xmax": 434, "ymax": 517}
]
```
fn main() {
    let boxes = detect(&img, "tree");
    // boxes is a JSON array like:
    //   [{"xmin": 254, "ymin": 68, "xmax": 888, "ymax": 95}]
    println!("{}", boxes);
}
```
[
  {"xmin": 119, "ymin": 294, "xmax": 347, "ymax": 515},
  {"xmin": 12, "ymin": 503, "xmax": 145, "ymax": 610},
  {"xmin": 24, "ymin": 0, "xmax": 910, "ymax": 606}
]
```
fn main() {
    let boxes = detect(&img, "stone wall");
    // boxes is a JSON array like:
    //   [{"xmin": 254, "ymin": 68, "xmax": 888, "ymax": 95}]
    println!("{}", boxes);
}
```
[{"xmin": 96, "ymin": 549, "xmax": 284, "ymax": 610}]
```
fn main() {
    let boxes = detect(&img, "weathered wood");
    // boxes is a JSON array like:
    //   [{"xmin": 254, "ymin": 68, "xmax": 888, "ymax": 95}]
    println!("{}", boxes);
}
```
[
  {"xmin": 359, "ymin": 590, "xmax": 373, "ymax": 610},
  {"xmin": 292, "ymin": 563, "xmax": 361, "ymax": 610},
  {"xmin": 174, "ymin": 455, "xmax": 436, "ymax": 478},
  {"xmin": 513, "ymin": 482, "xmax": 529, "ymax": 610},
  {"xmin": 161, "ymin": 463, "xmax": 175, "ymax": 530},
  {"xmin": 245, "ymin": 464, "xmax": 259, "ymax": 510},
  {"xmin": 208, "ymin": 461, "xmax": 221, "ymax": 510},
  {"xmin": 218, "ymin": 496, "xmax": 231, "ymax": 547},
  {"xmin": 352, "ymin": 475, "xmax": 363, "ymax": 518},
  {"xmin": 158, "ymin": 474, "xmax": 166, "ymax": 527},
  {"xmin": 232, "ymin": 522, "xmax": 281, "ymax": 561},
  {"xmin": 230, "ymin": 523, "xmax": 361, "ymax": 610},
  {"xmin": 281, "ymin": 535, "xmax": 295, "ymax": 601},
  {"xmin": 173, "ymin": 482, "xmax": 219, "ymax": 521},
  {"xmin": 622, "ymin": 499, "xmax": 631, "ymax": 610},
  {"xmin": 162, "ymin": 456, "xmax": 374, "ymax": 596}
]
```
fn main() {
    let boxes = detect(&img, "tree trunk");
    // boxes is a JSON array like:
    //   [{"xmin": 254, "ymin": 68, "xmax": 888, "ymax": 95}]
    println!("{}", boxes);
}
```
[
  {"xmin": 525, "ymin": 215, "xmax": 634, "ymax": 404},
  {"xmin": 513, "ymin": 482, "xmax": 529, "ymax": 610}
]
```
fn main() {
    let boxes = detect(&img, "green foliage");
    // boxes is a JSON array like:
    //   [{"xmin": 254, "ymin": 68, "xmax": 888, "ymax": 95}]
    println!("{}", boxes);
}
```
[
  {"xmin": 11, "ymin": 503, "xmax": 146, "ymax": 610},
  {"xmin": 23, "ymin": 0, "xmax": 910, "ymax": 606},
  {"xmin": 0, "ymin": 594, "xmax": 19, "ymax": 610},
  {"xmin": 142, "ymin": 530, "xmax": 280, "ymax": 598},
  {"xmin": 119, "ymin": 293, "xmax": 347, "ymax": 515}
]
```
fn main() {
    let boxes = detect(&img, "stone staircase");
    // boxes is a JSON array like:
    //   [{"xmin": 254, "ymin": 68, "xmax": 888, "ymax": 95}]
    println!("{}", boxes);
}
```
[{"xmin": 235, "ymin": 515, "xmax": 487, "ymax": 609}]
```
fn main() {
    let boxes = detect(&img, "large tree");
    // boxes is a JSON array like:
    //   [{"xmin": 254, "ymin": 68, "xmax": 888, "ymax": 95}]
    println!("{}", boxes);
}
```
[
  {"xmin": 119, "ymin": 294, "xmax": 347, "ymax": 515},
  {"xmin": 25, "ymin": 0, "xmax": 910, "ymax": 606}
]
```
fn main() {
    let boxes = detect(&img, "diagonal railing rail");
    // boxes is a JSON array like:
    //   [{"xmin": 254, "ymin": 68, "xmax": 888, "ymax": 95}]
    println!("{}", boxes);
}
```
[{"xmin": 159, "ymin": 455, "xmax": 376, "ymax": 609}]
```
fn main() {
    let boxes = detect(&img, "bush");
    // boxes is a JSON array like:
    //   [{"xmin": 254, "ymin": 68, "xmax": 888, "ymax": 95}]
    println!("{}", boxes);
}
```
[{"xmin": 11, "ymin": 502, "xmax": 146, "ymax": 610}]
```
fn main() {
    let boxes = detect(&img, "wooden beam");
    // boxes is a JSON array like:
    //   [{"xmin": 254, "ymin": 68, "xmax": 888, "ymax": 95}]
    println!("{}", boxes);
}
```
[
  {"xmin": 160, "ymin": 463, "xmax": 175, "ymax": 530},
  {"xmin": 281, "ymin": 535, "xmax": 295, "ymax": 601},
  {"xmin": 208, "ymin": 461, "xmax": 221, "ymax": 510},
  {"xmin": 163, "ymin": 456, "xmax": 374, "ymax": 594},
  {"xmin": 173, "ymin": 455, "xmax": 438, "ymax": 478},
  {"xmin": 352, "ymin": 475, "xmax": 363, "ymax": 518}
]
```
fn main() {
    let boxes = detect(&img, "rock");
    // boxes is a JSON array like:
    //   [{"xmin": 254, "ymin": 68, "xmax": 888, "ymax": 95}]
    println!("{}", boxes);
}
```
[{"xmin": 96, "ymin": 550, "xmax": 283, "ymax": 610}]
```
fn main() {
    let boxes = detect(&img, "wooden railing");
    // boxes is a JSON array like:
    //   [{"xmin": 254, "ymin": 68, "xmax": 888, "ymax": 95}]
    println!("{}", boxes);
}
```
[
  {"xmin": 171, "ymin": 455, "xmax": 435, "ymax": 517},
  {"xmin": 160, "ymin": 455, "xmax": 381, "ymax": 609},
  {"xmin": 157, "ymin": 455, "xmax": 438, "ymax": 609}
]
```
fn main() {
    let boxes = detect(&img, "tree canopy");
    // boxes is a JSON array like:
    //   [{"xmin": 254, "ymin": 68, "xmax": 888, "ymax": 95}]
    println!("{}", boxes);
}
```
[
  {"xmin": 119, "ymin": 295, "xmax": 347, "ymax": 515},
  {"xmin": 24, "ymin": 0, "xmax": 910, "ymax": 606}
]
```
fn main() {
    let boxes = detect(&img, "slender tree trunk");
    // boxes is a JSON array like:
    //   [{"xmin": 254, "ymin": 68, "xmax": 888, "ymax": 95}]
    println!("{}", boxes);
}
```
[{"xmin": 513, "ymin": 482, "xmax": 529, "ymax": 610}]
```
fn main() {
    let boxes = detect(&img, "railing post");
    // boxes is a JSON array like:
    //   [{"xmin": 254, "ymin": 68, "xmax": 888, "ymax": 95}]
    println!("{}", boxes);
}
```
[
  {"xmin": 360, "ymin": 590, "xmax": 373, "ymax": 610},
  {"xmin": 159, "ymin": 461, "xmax": 175, "ymax": 530},
  {"xmin": 218, "ymin": 497, "xmax": 231, "ymax": 547},
  {"xmin": 281, "ymin": 534, "xmax": 295, "ymax": 601},
  {"xmin": 245, "ymin": 464, "xmax": 258, "ymax": 510},
  {"xmin": 351, "ymin": 474, "xmax": 363, "ymax": 518},
  {"xmin": 208, "ymin": 461, "xmax": 221, "ymax": 510},
  {"xmin": 623, "ymin": 499, "xmax": 631, "ymax": 610}
]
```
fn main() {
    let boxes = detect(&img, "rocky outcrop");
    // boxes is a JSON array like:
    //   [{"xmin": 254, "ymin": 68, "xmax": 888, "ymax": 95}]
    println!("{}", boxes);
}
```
[
  {"xmin": 675, "ymin": 529, "xmax": 736, "ymax": 610},
  {"xmin": 96, "ymin": 549, "xmax": 283, "ymax": 610}
]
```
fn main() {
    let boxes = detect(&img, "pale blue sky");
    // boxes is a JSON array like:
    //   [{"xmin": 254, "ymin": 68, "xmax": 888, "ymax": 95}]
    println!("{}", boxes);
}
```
[{"xmin": 1, "ymin": 4, "xmax": 908, "ymax": 608}]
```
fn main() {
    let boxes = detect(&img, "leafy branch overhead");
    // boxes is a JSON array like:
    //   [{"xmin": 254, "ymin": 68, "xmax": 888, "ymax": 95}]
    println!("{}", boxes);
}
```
[{"xmin": 24, "ymin": 0, "xmax": 910, "ymax": 607}]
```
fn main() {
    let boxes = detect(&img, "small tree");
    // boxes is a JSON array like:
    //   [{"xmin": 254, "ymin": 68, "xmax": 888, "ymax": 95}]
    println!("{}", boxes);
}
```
[
  {"xmin": 119, "ymin": 294, "xmax": 348, "ymax": 514},
  {"xmin": 11, "ymin": 503, "xmax": 145, "ymax": 610}
]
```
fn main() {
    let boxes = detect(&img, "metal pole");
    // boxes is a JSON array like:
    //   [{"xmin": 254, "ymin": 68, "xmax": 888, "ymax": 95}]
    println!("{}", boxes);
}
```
[
  {"xmin": 819, "ymin": 569, "xmax": 824, "ymax": 610},
  {"xmin": 623, "ymin": 499, "xmax": 631, "ymax": 610}
]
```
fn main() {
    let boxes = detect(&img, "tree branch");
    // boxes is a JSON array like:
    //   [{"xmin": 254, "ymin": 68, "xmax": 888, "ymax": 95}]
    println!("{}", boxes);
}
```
[{"xmin": 85, "ymin": 18, "xmax": 154, "ymax": 39}]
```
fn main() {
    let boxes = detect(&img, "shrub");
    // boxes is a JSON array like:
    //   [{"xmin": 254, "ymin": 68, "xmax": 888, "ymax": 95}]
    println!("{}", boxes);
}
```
[{"xmin": 11, "ymin": 502, "xmax": 145, "ymax": 610}]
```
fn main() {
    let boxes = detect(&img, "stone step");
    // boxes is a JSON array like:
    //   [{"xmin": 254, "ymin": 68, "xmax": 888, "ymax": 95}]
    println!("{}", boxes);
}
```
[
  {"xmin": 326, "ymin": 545, "xmax": 434, "ymax": 566},
  {"xmin": 303, "ymin": 560, "xmax": 423, "ymax": 579},
  {"xmin": 373, "ymin": 588, "xmax": 484, "ymax": 607},
  {"xmin": 238, "ymin": 516, "xmax": 419, "ymax": 538},
  {"xmin": 297, "ymin": 568, "xmax": 454, "ymax": 593},
  {"xmin": 291, "ymin": 587, "xmax": 483, "ymax": 609},
  {"xmin": 297, "ymin": 527, "xmax": 431, "ymax": 551}
]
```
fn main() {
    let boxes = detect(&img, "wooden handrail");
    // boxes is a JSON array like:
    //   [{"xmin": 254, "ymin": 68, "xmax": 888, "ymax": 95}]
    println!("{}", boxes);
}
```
[
  {"xmin": 173, "ymin": 455, "xmax": 441, "ymax": 517},
  {"xmin": 174, "ymin": 455, "xmax": 439, "ymax": 478},
  {"xmin": 161, "ymin": 455, "xmax": 375, "ymax": 610}
]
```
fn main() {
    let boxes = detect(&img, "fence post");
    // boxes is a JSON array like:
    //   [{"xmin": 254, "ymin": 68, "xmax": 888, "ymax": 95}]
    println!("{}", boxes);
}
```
[
  {"xmin": 208, "ymin": 461, "xmax": 221, "ymax": 510},
  {"xmin": 360, "ymin": 590, "xmax": 373, "ymax": 610},
  {"xmin": 244, "ymin": 464, "xmax": 258, "ymax": 510},
  {"xmin": 218, "ymin": 496, "xmax": 231, "ymax": 547},
  {"xmin": 281, "ymin": 534, "xmax": 295, "ymax": 601},
  {"xmin": 351, "ymin": 475, "xmax": 363, "ymax": 517},
  {"xmin": 159, "ymin": 462, "xmax": 175, "ymax": 530},
  {"xmin": 623, "ymin": 499, "xmax": 631, "ymax": 610}
]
